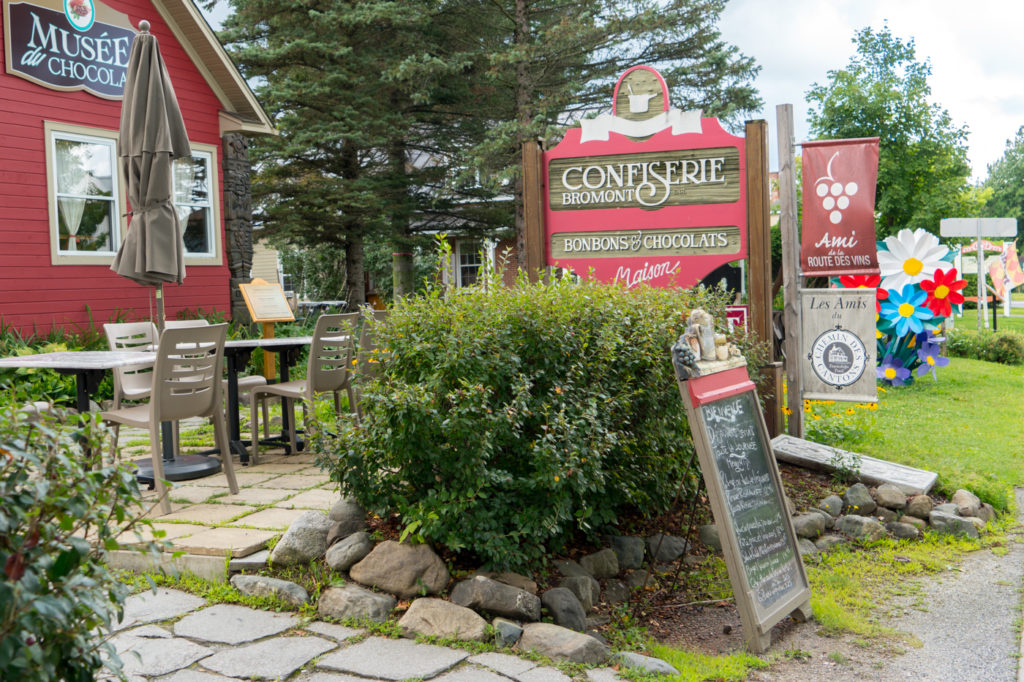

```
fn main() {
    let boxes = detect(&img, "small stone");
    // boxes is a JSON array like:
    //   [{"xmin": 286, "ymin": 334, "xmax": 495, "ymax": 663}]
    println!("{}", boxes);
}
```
[
  {"xmin": 873, "ymin": 483, "xmax": 907, "ymax": 510},
  {"xmin": 645, "ymin": 534, "xmax": 688, "ymax": 562},
  {"xmin": 814, "ymin": 534, "xmax": 846, "ymax": 551},
  {"xmin": 624, "ymin": 570, "xmax": 649, "ymax": 590},
  {"xmin": 964, "ymin": 516, "xmax": 987, "ymax": 531},
  {"xmin": 977, "ymin": 503, "xmax": 995, "ymax": 524},
  {"xmin": 885, "ymin": 522, "xmax": 920, "ymax": 540},
  {"xmin": 397, "ymin": 597, "xmax": 487, "ymax": 641},
  {"xmin": 269, "ymin": 510, "xmax": 332, "ymax": 566},
  {"xmin": 952, "ymin": 489, "xmax": 982, "ymax": 518},
  {"xmin": 317, "ymin": 584, "xmax": 396, "ymax": 623},
  {"xmin": 586, "ymin": 614, "xmax": 611, "ymax": 628},
  {"xmin": 324, "ymin": 531, "xmax": 373, "ymax": 571},
  {"xmin": 843, "ymin": 483, "xmax": 876, "ymax": 516},
  {"xmin": 474, "ymin": 571, "xmax": 538, "ymax": 595},
  {"xmin": 901, "ymin": 515, "xmax": 927, "ymax": 531},
  {"xmin": 791, "ymin": 512, "xmax": 825, "ymax": 539},
  {"xmin": 819, "ymin": 495, "xmax": 844, "ymax": 518},
  {"xmin": 349, "ymin": 540, "xmax": 450, "ymax": 599},
  {"xmin": 560, "ymin": 576, "xmax": 599, "ymax": 612},
  {"xmin": 541, "ymin": 587, "xmax": 587, "ymax": 632},
  {"xmin": 699, "ymin": 524, "xmax": 721, "ymax": 550},
  {"xmin": 808, "ymin": 507, "xmax": 835, "ymax": 530},
  {"xmin": 835, "ymin": 514, "xmax": 886, "ymax": 542},
  {"xmin": 553, "ymin": 559, "xmax": 590, "ymax": 578},
  {"xmin": 874, "ymin": 507, "xmax": 898, "ymax": 524},
  {"xmin": 602, "ymin": 579, "xmax": 630, "ymax": 605},
  {"xmin": 796, "ymin": 538, "xmax": 818, "ymax": 556},
  {"xmin": 929, "ymin": 510, "xmax": 980, "ymax": 538},
  {"xmin": 230, "ymin": 574, "xmax": 308, "ymax": 608},
  {"xmin": 518, "ymin": 623, "xmax": 609, "ymax": 664},
  {"xmin": 934, "ymin": 502, "xmax": 959, "ymax": 515},
  {"xmin": 905, "ymin": 495, "xmax": 934, "ymax": 519},
  {"xmin": 328, "ymin": 496, "xmax": 366, "ymax": 526},
  {"xmin": 492, "ymin": 617, "xmax": 523, "ymax": 648},
  {"xmin": 605, "ymin": 536, "xmax": 645, "ymax": 570},
  {"xmin": 616, "ymin": 651, "xmax": 680, "ymax": 676},
  {"xmin": 450, "ymin": 575, "xmax": 541, "ymax": 621},
  {"xmin": 579, "ymin": 549, "xmax": 619, "ymax": 579}
]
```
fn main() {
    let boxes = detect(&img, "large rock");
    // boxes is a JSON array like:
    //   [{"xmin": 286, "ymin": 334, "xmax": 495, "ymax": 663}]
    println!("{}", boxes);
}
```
[
  {"xmin": 518, "ymin": 623, "xmax": 609, "ymax": 664},
  {"xmin": 952, "ymin": 489, "xmax": 982, "ymax": 518},
  {"xmin": 579, "ymin": 549, "xmax": 619, "ymax": 579},
  {"xmin": 835, "ymin": 514, "xmax": 886, "ymax": 542},
  {"xmin": 317, "ymin": 585, "xmax": 395, "ymax": 622},
  {"xmin": 553, "ymin": 559, "xmax": 590, "ymax": 578},
  {"xmin": 492, "ymin": 617, "xmax": 523, "ymax": 648},
  {"xmin": 843, "ymin": 483, "xmax": 876, "ymax": 516},
  {"xmin": 325, "ymin": 531, "xmax": 373, "ymax": 572},
  {"xmin": 905, "ymin": 494, "xmax": 933, "ymax": 519},
  {"xmin": 885, "ymin": 522, "xmax": 920, "ymax": 540},
  {"xmin": 646, "ymin": 534, "xmax": 688, "ymax": 562},
  {"xmin": 349, "ymin": 541, "xmax": 450, "ymax": 599},
  {"xmin": 270, "ymin": 511, "xmax": 332, "ymax": 566},
  {"xmin": 796, "ymin": 538, "xmax": 818, "ymax": 557},
  {"xmin": 814, "ymin": 534, "xmax": 846, "ymax": 551},
  {"xmin": 473, "ymin": 570, "xmax": 538, "ymax": 595},
  {"xmin": 229, "ymin": 574, "xmax": 308, "ymax": 607},
  {"xmin": 560, "ymin": 576, "xmax": 599, "ymax": 612},
  {"xmin": 929, "ymin": 510, "xmax": 980, "ymax": 538},
  {"xmin": 819, "ymin": 494, "xmax": 844, "ymax": 518},
  {"xmin": 901, "ymin": 515, "xmax": 927, "ymax": 531},
  {"xmin": 698, "ymin": 524, "xmax": 721, "ymax": 551},
  {"xmin": 808, "ymin": 507, "xmax": 835, "ymax": 530},
  {"xmin": 977, "ymin": 503, "xmax": 996, "ymax": 524},
  {"xmin": 397, "ymin": 598, "xmax": 487, "ymax": 641},
  {"xmin": 602, "ymin": 579, "xmax": 630, "ymax": 606},
  {"xmin": 542, "ymin": 587, "xmax": 587, "ymax": 632},
  {"xmin": 449, "ymin": 575, "xmax": 541, "ymax": 621},
  {"xmin": 875, "ymin": 507, "xmax": 898, "ymax": 524},
  {"xmin": 791, "ymin": 512, "xmax": 825, "ymax": 539},
  {"xmin": 606, "ymin": 535, "xmax": 645, "ymax": 570},
  {"xmin": 873, "ymin": 483, "xmax": 907, "ymax": 510},
  {"xmin": 326, "ymin": 498, "xmax": 367, "ymax": 546}
]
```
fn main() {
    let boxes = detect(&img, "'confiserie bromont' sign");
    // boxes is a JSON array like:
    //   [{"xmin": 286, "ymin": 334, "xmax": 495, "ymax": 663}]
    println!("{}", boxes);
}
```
[
  {"xmin": 4, "ymin": 0, "xmax": 135, "ymax": 99},
  {"xmin": 544, "ymin": 65, "xmax": 746, "ymax": 289}
]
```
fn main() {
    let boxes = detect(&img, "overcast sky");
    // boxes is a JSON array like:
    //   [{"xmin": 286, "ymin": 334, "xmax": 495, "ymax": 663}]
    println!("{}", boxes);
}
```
[
  {"xmin": 719, "ymin": 0, "xmax": 1024, "ymax": 181},
  {"xmin": 204, "ymin": 1, "xmax": 1021, "ymax": 181}
]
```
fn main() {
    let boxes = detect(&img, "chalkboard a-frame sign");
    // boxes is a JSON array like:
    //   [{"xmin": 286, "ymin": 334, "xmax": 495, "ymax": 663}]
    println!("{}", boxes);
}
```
[{"xmin": 675, "ymin": 360, "xmax": 812, "ymax": 652}]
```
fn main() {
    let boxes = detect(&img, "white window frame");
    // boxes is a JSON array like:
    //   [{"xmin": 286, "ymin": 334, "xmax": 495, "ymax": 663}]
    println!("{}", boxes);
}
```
[
  {"xmin": 175, "ymin": 143, "xmax": 223, "ymax": 266},
  {"xmin": 448, "ymin": 238, "xmax": 497, "ymax": 289},
  {"xmin": 45, "ymin": 121, "xmax": 126, "ymax": 265}
]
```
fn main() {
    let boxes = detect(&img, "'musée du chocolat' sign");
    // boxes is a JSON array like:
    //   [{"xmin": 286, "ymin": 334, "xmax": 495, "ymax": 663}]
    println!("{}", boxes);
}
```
[
  {"xmin": 3, "ymin": 0, "xmax": 135, "ymax": 99},
  {"xmin": 544, "ymin": 65, "xmax": 746, "ymax": 289}
]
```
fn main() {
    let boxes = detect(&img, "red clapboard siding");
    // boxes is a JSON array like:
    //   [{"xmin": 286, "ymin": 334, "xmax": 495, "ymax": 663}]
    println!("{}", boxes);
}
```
[{"xmin": 0, "ymin": 0, "xmax": 233, "ymax": 336}]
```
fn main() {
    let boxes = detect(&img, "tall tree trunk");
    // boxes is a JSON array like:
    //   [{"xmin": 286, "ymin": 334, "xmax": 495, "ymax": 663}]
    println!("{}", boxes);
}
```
[
  {"xmin": 512, "ymin": 0, "xmax": 532, "ymax": 271},
  {"xmin": 388, "ymin": 131, "xmax": 414, "ymax": 297},
  {"xmin": 345, "ymin": 232, "xmax": 366, "ymax": 309}
]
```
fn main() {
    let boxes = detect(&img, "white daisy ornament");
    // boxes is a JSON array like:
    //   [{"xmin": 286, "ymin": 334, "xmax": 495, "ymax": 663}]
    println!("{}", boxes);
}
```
[{"xmin": 877, "ymin": 228, "xmax": 949, "ymax": 291}]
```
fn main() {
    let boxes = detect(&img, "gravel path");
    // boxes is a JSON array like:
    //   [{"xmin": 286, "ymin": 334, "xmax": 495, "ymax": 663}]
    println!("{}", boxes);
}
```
[{"xmin": 752, "ymin": 488, "xmax": 1024, "ymax": 681}]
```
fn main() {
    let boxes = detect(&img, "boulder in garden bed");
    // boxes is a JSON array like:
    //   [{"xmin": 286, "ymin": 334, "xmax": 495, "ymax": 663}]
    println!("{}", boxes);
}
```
[
  {"xmin": 348, "ymin": 540, "xmax": 450, "ymax": 599},
  {"xmin": 270, "ymin": 510, "xmax": 332, "ymax": 566},
  {"xmin": 819, "ymin": 494, "xmax": 844, "ymax": 518},
  {"xmin": 791, "ymin": 512, "xmax": 825, "ymax": 539},
  {"xmin": 905, "ymin": 494, "xmax": 933, "ymax": 519},
  {"xmin": 843, "ymin": 483, "xmax": 876, "ymax": 516},
  {"xmin": 230, "ymin": 574, "xmax": 308, "ymax": 607},
  {"xmin": 324, "ymin": 531, "xmax": 373, "ymax": 571},
  {"xmin": 606, "ymin": 535, "xmax": 645, "ymax": 570},
  {"xmin": 397, "ymin": 598, "xmax": 487, "ymax": 641},
  {"xmin": 560, "ymin": 576, "xmax": 599, "ymax": 612},
  {"xmin": 518, "ymin": 622, "xmax": 609, "ymax": 664},
  {"xmin": 449, "ymin": 575, "xmax": 541, "ymax": 621},
  {"xmin": 541, "ymin": 587, "xmax": 587, "ymax": 632},
  {"xmin": 952, "ymin": 489, "xmax": 982, "ymax": 518},
  {"xmin": 318, "ymin": 584, "xmax": 395, "ymax": 622},
  {"xmin": 929, "ymin": 510, "xmax": 980, "ymax": 538},
  {"xmin": 836, "ymin": 514, "xmax": 886, "ymax": 542},
  {"xmin": 646, "ymin": 533, "xmax": 688, "ymax": 562},
  {"xmin": 579, "ymin": 548, "xmax": 619, "ymax": 579},
  {"xmin": 873, "ymin": 483, "xmax": 907, "ymax": 510}
]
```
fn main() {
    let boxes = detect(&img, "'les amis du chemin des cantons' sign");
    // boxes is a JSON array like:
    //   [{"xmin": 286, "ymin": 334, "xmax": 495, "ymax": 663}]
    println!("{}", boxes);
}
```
[
  {"xmin": 544, "ymin": 65, "xmax": 746, "ymax": 289},
  {"xmin": 3, "ymin": 0, "xmax": 135, "ymax": 99}
]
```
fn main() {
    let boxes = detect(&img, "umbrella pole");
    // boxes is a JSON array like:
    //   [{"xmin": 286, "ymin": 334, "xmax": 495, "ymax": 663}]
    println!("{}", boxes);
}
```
[{"xmin": 155, "ymin": 282, "xmax": 166, "ymax": 333}]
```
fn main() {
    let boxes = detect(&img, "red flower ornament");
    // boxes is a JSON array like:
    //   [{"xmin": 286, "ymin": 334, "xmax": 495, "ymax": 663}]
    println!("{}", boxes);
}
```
[
  {"xmin": 839, "ymin": 274, "xmax": 888, "ymax": 312},
  {"xmin": 920, "ymin": 268, "xmax": 966, "ymax": 317}
]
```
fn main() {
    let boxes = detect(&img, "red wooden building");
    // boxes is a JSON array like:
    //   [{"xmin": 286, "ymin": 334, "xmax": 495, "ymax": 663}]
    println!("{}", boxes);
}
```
[{"xmin": 1, "ymin": 0, "xmax": 272, "ymax": 335}]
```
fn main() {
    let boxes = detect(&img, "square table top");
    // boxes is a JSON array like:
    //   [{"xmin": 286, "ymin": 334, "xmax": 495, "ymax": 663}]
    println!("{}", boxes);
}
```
[{"xmin": 0, "ymin": 350, "xmax": 156, "ymax": 371}]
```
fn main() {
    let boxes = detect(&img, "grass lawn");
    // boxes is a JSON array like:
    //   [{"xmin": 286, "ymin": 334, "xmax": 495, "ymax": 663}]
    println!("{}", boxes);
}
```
[
  {"xmin": 951, "ymin": 311, "xmax": 1024, "ymax": 334},
  {"xmin": 849, "ymin": 356, "xmax": 1024, "ymax": 510}
]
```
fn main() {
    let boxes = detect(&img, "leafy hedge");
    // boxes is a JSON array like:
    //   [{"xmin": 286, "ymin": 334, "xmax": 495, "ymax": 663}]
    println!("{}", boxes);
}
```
[
  {"xmin": 0, "ymin": 405, "xmax": 162, "ymax": 679},
  {"xmin": 945, "ymin": 328, "xmax": 1024, "ymax": 365},
  {"xmin": 316, "ymin": 279, "xmax": 765, "ymax": 570}
]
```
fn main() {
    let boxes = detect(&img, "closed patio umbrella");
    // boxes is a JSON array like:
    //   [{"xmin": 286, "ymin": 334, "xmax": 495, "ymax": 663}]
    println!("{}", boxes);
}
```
[{"xmin": 112, "ymin": 19, "xmax": 190, "ymax": 331}]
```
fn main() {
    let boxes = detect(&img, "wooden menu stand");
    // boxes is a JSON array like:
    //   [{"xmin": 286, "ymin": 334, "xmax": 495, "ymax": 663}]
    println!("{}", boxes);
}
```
[
  {"xmin": 238, "ymin": 278, "xmax": 295, "ymax": 380},
  {"xmin": 672, "ymin": 346, "xmax": 813, "ymax": 653}
]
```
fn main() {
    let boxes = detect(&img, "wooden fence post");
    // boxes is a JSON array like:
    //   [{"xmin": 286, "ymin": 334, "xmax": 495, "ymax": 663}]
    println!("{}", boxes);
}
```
[
  {"xmin": 777, "ymin": 104, "xmax": 803, "ymax": 437},
  {"xmin": 521, "ymin": 140, "xmax": 546, "ymax": 282}
]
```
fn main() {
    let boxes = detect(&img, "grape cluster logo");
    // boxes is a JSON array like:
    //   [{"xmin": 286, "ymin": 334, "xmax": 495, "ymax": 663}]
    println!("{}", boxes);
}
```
[{"xmin": 814, "ymin": 152, "xmax": 859, "ymax": 226}]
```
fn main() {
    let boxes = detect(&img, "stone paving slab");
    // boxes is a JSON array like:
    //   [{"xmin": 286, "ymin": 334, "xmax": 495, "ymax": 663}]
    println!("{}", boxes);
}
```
[
  {"xmin": 435, "ymin": 664, "xmax": 512, "ymax": 681},
  {"xmin": 189, "ymin": 472, "xmax": 276, "ymax": 488},
  {"xmin": 158, "ymin": 503, "xmax": 259, "ymax": 524},
  {"xmin": 279, "ymin": 488, "xmax": 339, "ymax": 509},
  {"xmin": 217, "ymin": 487, "xmax": 302, "ymax": 506},
  {"xmin": 316, "ymin": 636, "xmax": 469, "ymax": 680},
  {"xmin": 519, "ymin": 666, "xmax": 573, "ymax": 682},
  {"xmin": 260, "ymin": 473, "xmax": 330, "ymax": 489},
  {"xmin": 170, "ymin": 527, "xmax": 277, "ymax": 557},
  {"xmin": 110, "ymin": 627, "xmax": 214, "ymax": 678},
  {"xmin": 199, "ymin": 636, "xmax": 337, "ymax": 680},
  {"xmin": 244, "ymin": 462, "xmax": 313, "ymax": 474},
  {"xmin": 173, "ymin": 604, "xmax": 298, "ymax": 644},
  {"xmin": 303, "ymin": 621, "xmax": 364, "ymax": 641},
  {"xmin": 295, "ymin": 673, "xmax": 382, "ymax": 682},
  {"xmin": 228, "ymin": 507, "xmax": 309, "ymax": 529},
  {"xmin": 115, "ymin": 589, "xmax": 207, "ymax": 630},
  {"xmin": 153, "ymin": 671, "xmax": 234, "ymax": 681},
  {"xmin": 469, "ymin": 651, "xmax": 538, "ymax": 677},
  {"xmin": 116, "ymin": 523, "xmax": 208, "ymax": 546},
  {"xmin": 586, "ymin": 669, "xmax": 624, "ymax": 681},
  {"xmin": 167, "ymin": 486, "xmax": 233, "ymax": 504}
]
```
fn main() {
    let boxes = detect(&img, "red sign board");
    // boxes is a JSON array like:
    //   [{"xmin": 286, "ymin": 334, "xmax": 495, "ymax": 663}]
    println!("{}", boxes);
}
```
[
  {"xmin": 544, "ymin": 66, "xmax": 746, "ymax": 289},
  {"xmin": 800, "ymin": 138, "xmax": 879, "ymax": 277}
]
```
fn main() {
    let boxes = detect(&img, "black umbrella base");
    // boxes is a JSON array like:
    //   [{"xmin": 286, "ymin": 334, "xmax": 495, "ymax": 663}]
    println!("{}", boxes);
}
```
[{"xmin": 135, "ymin": 455, "xmax": 222, "ymax": 485}]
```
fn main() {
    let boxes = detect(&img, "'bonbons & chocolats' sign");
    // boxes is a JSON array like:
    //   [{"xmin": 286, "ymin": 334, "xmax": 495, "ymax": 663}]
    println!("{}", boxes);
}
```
[
  {"xmin": 544, "ymin": 65, "xmax": 746, "ymax": 289},
  {"xmin": 3, "ymin": 0, "xmax": 135, "ymax": 99}
]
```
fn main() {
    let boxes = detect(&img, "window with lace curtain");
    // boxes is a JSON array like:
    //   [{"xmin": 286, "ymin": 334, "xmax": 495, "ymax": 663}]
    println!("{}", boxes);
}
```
[
  {"xmin": 48, "ymin": 128, "xmax": 120, "ymax": 259},
  {"xmin": 173, "ymin": 150, "xmax": 214, "ymax": 257}
]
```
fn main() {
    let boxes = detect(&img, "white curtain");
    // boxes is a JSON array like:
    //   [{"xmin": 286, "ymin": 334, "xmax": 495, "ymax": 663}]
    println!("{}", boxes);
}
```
[
  {"xmin": 173, "ymin": 157, "xmax": 196, "ymax": 226},
  {"xmin": 56, "ymin": 141, "xmax": 87, "ymax": 251}
]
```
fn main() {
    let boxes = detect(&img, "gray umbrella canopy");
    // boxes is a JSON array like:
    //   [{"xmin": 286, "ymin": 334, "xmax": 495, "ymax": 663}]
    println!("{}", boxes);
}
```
[{"xmin": 112, "ymin": 21, "xmax": 191, "ymax": 289}]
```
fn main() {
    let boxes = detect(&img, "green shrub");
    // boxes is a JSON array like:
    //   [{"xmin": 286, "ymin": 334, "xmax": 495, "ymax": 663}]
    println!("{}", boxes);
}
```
[
  {"xmin": 0, "ymin": 404, "xmax": 163, "ymax": 680},
  {"xmin": 315, "ymin": 277, "xmax": 765, "ymax": 570},
  {"xmin": 946, "ymin": 328, "xmax": 1024, "ymax": 366}
]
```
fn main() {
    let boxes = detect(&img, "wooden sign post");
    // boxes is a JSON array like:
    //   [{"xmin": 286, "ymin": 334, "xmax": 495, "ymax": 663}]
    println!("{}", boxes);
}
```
[
  {"xmin": 239, "ymin": 278, "xmax": 295, "ymax": 380},
  {"xmin": 673, "ymin": 353, "xmax": 812, "ymax": 652}
]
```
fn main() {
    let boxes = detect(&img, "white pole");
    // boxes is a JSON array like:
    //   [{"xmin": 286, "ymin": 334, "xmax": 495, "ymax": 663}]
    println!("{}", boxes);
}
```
[
  {"xmin": 1002, "ymin": 242, "xmax": 1012, "ymax": 317},
  {"xmin": 977, "ymin": 219, "xmax": 985, "ymax": 331}
]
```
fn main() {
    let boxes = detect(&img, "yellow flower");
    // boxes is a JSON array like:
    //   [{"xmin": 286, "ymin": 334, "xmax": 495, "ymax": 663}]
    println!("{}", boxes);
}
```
[
  {"xmin": 781, "ymin": 406, "xmax": 793, "ymax": 415},
  {"xmin": 553, "ymin": 475, "xmax": 560, "ymax": 482}
]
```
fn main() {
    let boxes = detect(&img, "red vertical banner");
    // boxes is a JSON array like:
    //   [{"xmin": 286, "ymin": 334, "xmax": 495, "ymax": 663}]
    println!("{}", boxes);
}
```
[{"xmin": 800, "ymin": 138, "xmax": 880, "ymax": 277}]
